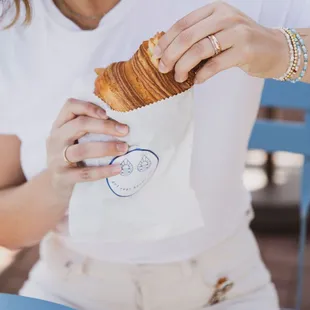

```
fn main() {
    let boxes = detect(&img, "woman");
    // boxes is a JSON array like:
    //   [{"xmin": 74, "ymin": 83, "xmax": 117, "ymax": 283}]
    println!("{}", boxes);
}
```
[{"xmin": 0, "ymin": 0, "xmax": 309, "ymax": 309}]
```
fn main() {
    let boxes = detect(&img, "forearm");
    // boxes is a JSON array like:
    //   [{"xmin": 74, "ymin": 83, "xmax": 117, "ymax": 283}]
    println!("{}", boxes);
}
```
[{"xmin": 0, "ymin": 170, "xmax": 69, "ymax": 249}]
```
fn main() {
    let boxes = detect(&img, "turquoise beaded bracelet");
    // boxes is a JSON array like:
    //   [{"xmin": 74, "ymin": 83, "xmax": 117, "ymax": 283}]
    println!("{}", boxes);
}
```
[
  {"xmin": 274, "ymin": 28, "xmax": 308, "ymax": 83},
  {"xmin": 288, "ymin": 28, "xmax": 308, "ymax": 83}
]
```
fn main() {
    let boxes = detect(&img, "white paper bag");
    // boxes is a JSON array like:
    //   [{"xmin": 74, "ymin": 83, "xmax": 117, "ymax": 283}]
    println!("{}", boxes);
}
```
[{"xmin": 68, "ymin": 73, "xmax": 204, "ymax": 242}]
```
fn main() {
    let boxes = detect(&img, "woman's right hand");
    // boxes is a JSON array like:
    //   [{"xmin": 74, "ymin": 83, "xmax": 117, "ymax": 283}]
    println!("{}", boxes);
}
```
[{"xmin": 46, "ymin": 98, "xmax": 129, "ymax": 199}]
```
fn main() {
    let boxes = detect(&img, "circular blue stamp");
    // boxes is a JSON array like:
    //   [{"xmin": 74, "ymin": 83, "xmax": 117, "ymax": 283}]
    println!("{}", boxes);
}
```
[{"xmin": 106, "ymin": 148, "xmax": 159, "ymax": 197}]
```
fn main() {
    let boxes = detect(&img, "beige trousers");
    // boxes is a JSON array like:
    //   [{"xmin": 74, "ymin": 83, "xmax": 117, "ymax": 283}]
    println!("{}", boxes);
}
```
[{"xmin": 20, "ymin": 219, "xmax": 279, "ymax": 310}]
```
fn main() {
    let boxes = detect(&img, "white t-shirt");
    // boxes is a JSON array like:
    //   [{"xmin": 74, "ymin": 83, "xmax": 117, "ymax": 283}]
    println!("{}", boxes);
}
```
[{"xmin": 0, "ymin": 0, "xmax": 309, "ymax": 263}]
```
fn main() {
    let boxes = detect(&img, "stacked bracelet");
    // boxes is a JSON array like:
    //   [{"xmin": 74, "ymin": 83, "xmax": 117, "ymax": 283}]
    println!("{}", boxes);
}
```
[
  {"xmin": 274, "ymin": 28, "xmax": 308, "ymax": 83},
  {"xmin": 276, "ymin": 28, "xmax": 298, "ymax": 81},
  {"xmin": 288, "ymin": 28, "xmax": 308, "ymax": 83},
  {"xmin": 283, "ymin": 28, "xmax": 301, "ymax": 81}
]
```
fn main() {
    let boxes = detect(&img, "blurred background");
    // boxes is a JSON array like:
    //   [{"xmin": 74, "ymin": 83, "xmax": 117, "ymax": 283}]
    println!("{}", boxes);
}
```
[{"xmin": 0, "ymin": 82, "xmax": 310, "ymax": 309}]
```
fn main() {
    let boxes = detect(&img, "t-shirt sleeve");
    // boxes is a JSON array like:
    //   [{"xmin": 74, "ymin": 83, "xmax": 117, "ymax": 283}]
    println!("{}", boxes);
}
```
[
  {"xmin": 0, "ymin": 5, "xmax": 27, "ymax": 136},
  {"xmin": 0, "ymin": 32, "xmax": 21, "ymax": 136},
  {"xmin": 284, "ymin": 0, "xmax": 310, "ymax": 28},
  {"xmin": 0, "ymin": 104, "xmax": 18, "ymax": 136},
  {"xmin": 258, "ymin": 0, "xmax": 310, "ymax": 28},
  {"xmin": 0, "ymin": 78, "xmax": 20, "ymax": 136}
]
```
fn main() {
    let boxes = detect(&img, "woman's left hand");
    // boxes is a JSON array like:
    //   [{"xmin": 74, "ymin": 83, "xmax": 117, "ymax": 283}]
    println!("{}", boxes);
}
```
[{"xmin": 154, "ymin": 1, "xmax": 289, "ymax": 84}]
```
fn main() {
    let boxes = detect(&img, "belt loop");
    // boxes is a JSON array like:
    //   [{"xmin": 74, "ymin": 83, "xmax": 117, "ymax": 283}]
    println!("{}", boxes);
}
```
[
  {"xmin": 65, "ymin": 256, "xmax": 89, "ymax": 276},
  {"xmin": 197, "ymin": 256, "xmax": 218, "ymax": 287},
  {"xmin": 180, "ymin": 261, "xmax": 194, "ymax": 277},
  {"xmin": 70, "ymin": 261, "xmax": 83, "ymax": 275},
  {"xmin": 81, "ymin": 257, "xmax": 90, "ymax": 274}
]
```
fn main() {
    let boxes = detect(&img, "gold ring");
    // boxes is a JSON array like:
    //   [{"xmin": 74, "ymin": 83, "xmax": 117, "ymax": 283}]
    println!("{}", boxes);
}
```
[
  {"xmin": 208, "ymin": 34, "xmax": 222, "ymax": 56},
  {"xmin": 63, "ymin": 145, "xmax": 74, "ymax": 166}
]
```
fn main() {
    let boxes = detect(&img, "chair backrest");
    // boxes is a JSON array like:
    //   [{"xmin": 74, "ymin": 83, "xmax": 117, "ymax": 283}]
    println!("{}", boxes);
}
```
[
  {"xmin": 248, "ymin": 80, "xmax": 310, "ymax": 155},
  {"xmin": 248, "ymin": 79, "xmax": 310, "ymax": 310}
]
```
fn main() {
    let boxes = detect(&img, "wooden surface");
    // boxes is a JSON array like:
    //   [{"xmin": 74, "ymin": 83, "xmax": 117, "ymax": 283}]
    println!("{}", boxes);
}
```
[{"xmin": 0, "ymin": 246, "xmax": 39, "ymax": 295}]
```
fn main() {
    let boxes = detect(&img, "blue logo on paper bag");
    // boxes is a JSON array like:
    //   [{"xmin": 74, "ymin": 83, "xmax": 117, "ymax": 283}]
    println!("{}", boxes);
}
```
[
  {"xmin": 120, "ymin": 158, "xmax": 134, "ymax": 176},
  {"xmin": 107, "ymin": 148, "xmax": 159, "ymax": 197},
  {"xmin": 137, "ymin": 155, "xmax": 152, "ymax": 172}
]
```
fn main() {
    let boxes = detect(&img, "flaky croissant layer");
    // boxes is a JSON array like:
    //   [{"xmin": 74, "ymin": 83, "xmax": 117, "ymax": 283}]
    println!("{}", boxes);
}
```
[{"xmin": 94, "ymin": 32, "xmax": 196, "ymax": 112}]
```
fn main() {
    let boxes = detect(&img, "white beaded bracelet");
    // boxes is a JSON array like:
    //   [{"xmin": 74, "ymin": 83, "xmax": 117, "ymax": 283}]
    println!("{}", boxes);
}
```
[{"xmin": 275, "ymin": 28, "xmax": 297, "ymax": 81}]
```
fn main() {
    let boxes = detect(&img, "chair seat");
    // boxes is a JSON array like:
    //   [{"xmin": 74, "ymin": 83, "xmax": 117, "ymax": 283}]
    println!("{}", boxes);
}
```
[{"xmin": 0, "ymin": 293, "xmax": 73, "ymax": 310}]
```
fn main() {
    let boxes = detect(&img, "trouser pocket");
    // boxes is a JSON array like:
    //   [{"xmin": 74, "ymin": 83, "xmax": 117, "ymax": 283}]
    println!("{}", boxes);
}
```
[{"xmin": 197, "ymin": 224, "xmax": 272, "ymax": 306}]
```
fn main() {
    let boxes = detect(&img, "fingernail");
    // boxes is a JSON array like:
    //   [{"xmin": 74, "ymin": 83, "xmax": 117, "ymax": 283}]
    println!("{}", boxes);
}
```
[
  {"xmin": 153, "ymin": 46, "xmax": 162, "ymax": 58},
  {"xmin": 97, "ymin": 108, "xmax": 108, "ymax": 119},
  {"xmin": 110, "ymin": 164, "xmax": 121, "ymax": 175},
  {"xmin": 115, "ymin": 124, "xmax": 129, "ymax": 134},
  {"xmin": 158, "ymin": 62, "xmax": 168, "ymax": 73},
  {"xmin": 116, "ymin": 142, "xmax": 128, "ymax": 153},
  {"xmin": 194, "ymin": 77, "xmax": 202, "ymax": 84},
  {"xmin": 175, "ymin": 74, "xmax": 186, "ymax": 83}
]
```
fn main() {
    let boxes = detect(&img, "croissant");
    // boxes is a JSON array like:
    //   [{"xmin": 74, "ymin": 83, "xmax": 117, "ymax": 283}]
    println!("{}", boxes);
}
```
[{"xmin": 94, "ymin": 32, "xmax": 199, "ymax": 112}]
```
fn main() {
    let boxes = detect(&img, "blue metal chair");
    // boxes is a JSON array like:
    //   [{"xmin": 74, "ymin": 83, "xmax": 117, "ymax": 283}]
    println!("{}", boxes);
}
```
[
  {"xmin": 248, "ymin": 79, "xmax": 310, "ymax": 310},
  {"xmin": 0, "ymin": 293, "xmax": 74, "ymax": 310}
]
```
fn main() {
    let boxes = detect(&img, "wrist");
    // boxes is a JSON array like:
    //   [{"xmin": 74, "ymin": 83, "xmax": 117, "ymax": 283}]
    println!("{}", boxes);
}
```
[
  {"xmin": 271, "ymin": 28, "xmax": 309, "ymax": 83},
  {"xmin": 269, "ymin": 28, "xmax": 292, "ymax": 79},
  {"xmin": 45, "ymin": 169, "xmax": 74, "ymax": 206}
]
